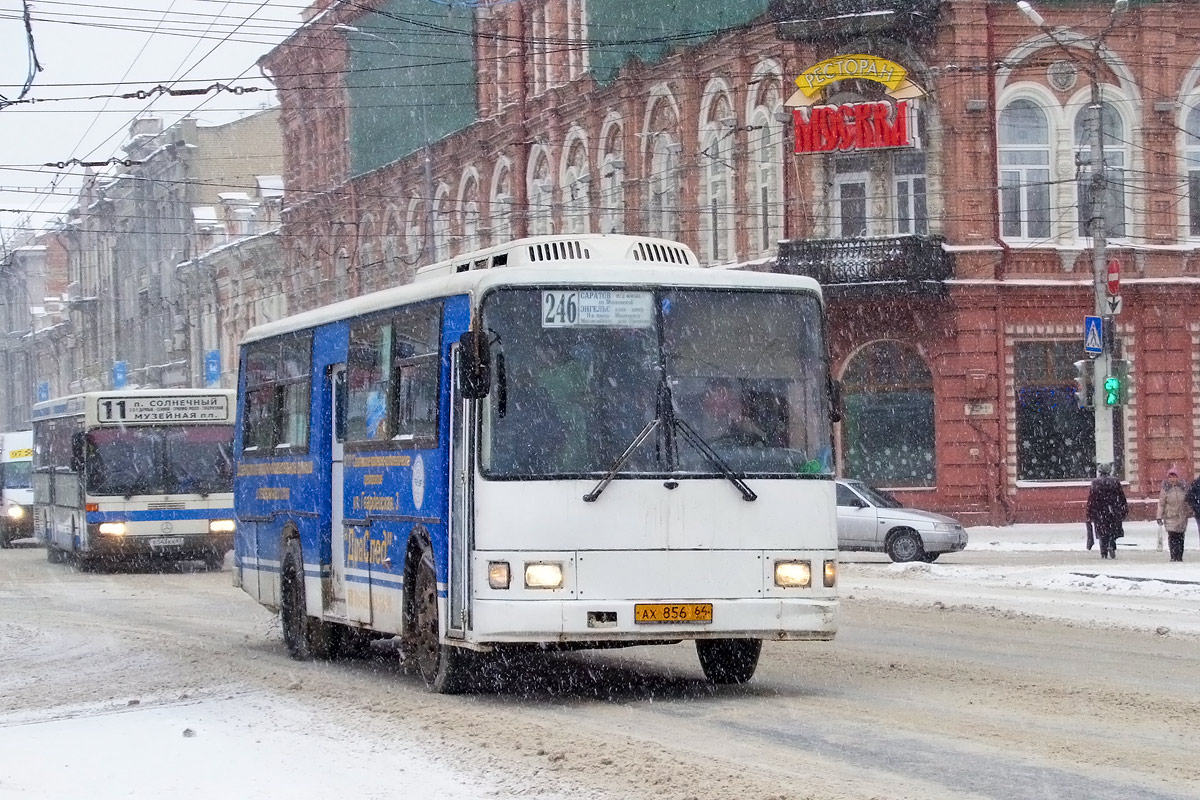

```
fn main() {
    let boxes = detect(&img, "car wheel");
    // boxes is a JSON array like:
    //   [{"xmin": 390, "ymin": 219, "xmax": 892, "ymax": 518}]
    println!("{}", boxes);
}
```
[
  {"xmin": 920, "ymin": 552, "xmax": 941, "ymax": 563},
  {"xmin": 411, "ymin": 547, "xmax": 472, "ymax": 693},
  {"xmin": 886, "ymin": 529, "xmax": 925, "ymax": 563},
  {"xmin": 696, "ymin": 638, "xmax": 762, "ymax": 684}
]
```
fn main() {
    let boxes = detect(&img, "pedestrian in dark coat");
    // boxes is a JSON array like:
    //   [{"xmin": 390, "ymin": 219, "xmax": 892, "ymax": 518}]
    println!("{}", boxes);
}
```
[
  {"xmin": 1087, "ymin": 464, "xmax": 1127, "ymax": 559},
  {"xmin": 1186, "ymin": 474, "xmax": 1200, "ymax": 550},
  {"xmin": 1158, "ymin": 467, "xmax": 1189, "ymax": 562}
]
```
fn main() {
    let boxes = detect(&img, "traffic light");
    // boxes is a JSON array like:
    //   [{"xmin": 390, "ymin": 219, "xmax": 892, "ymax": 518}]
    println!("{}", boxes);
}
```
[
  {"xmin": 1104, "ymin": 359, "xmax": 1130, "ymax": 407},
  {"xmin": 1072, "ymin": 360, "xmax": 1093, "ymax": 409}
]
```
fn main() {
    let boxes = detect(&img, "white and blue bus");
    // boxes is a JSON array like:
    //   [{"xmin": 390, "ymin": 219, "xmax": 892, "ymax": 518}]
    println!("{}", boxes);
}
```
[
  {"xmin": 233, "ymin": 234, "xmax": 839, "ymax": 692},
  {"xmin": 1, "ymin": 430, "xmax": 33, "ymax": 547},
  {"xmin": 32, "ymin": 390, "xmax": 237, "ymax": 568}
]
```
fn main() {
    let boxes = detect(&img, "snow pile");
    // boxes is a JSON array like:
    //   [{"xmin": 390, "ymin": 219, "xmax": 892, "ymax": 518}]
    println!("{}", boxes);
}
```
[{"xmin": 0, "ymin": 693, "xmax": 511, "ymax": 800}]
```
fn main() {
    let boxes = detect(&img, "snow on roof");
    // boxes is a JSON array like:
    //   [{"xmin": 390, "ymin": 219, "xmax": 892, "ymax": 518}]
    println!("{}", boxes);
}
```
[
  {"xmin": 256, "ymin": 176, "xmax": 284, "ymax": 197},
  {"xmin": 192, "ymin": 206, "xmax": 218, "ymax": 225},
  {"xmin": 218, "ymin": 192, "xmax": 252, "ymax": 203}
]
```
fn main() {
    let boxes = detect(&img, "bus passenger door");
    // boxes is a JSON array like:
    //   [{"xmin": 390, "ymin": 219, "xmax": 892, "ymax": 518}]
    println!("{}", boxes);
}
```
[
  {"xmin": 446, "ymin": 346, "xmax": 471, "ymax": 638},
  {"xmin": 328, "ymin": 365, "xmax": 348, "ymax": 619}
]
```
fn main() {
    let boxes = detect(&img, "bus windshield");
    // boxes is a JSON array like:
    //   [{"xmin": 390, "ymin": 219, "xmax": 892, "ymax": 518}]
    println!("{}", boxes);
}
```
[
  {"xmin": 85, "ymin": 425, "xmax": 234, "ymax": 497},
  {"xmin": 3, "ymin": 461, "xmax": 31, "ymax": 489},
  {"xmin": 480, "ymin": 287, "xmax": 833, "ymax": 478}
]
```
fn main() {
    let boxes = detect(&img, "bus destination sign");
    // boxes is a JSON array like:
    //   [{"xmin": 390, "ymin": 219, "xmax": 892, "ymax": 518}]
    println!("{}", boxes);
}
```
[{"xmin": 97, "ymin": 395, "xmax": 231, "ymax": 424}]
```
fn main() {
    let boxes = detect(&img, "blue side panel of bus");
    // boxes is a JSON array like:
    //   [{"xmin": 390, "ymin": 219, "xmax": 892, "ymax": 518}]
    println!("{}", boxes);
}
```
[{"xmin": 234, "ymin": 294, "xmax": 472, "ymax": 619}]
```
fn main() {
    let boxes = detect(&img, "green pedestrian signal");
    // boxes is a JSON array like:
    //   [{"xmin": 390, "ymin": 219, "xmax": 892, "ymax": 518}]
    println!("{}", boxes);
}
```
[
  {"xmin": 1103, "ymin": 359, "xmax": 1130, "ymax": 407},
  {"xmin": 1103, "ymin": 375, "xmax": 1120, "ymax": 406}
]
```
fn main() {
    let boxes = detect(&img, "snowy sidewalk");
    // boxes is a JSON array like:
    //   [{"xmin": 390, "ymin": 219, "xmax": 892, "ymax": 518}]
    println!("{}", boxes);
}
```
[{"xmin": 965, "ymin": 520, "xmax": 1200, "ymax": 584}]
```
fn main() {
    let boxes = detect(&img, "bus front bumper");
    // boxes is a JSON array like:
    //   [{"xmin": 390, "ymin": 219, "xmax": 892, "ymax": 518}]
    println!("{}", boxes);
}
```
[
  {"xmin": 468, "ymin": 598, "xmax": 838, "ymax": 644},
  {"xmin": 85, "ymin": 527, "xmax": 233, "ymax": 560}
]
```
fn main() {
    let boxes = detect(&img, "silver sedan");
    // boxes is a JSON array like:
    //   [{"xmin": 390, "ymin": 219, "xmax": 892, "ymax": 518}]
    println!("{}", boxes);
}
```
[{"xmin": 835, "ymin": 479, "xmax": 968, "ymax": 562}]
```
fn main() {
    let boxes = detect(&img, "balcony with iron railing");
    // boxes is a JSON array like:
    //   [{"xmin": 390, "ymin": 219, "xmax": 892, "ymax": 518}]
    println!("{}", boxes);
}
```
[
  {"xmin": 776, "ymin": 235, "xmax": 954, "ymax": 297},
  {"xmin": 770, "ymin": 0, "xmax": 944, "ymax": 41}
]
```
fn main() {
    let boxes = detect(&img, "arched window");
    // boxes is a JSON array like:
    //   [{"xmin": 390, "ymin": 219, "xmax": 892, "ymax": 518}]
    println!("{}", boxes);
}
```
[
  {"xmin": 1187, "ymin": 105, "xmax": 1200, "ymax": 237},
  {"xmin": 598, "ymin": 120, "xmax": 625, "ymax": 234},
  {"xmin": 747, "ymin": 101, "xmax": 783, "ymax": 254},
  {"xmin": 644, "ymin": 91, "xmax": 681, "ymax": 240},
  {"xmin": 382, "ymin": 205, "xmax": 407, "ymax": 285},
  {"xmin": 999, "ymin": 99, "xmax": 1052, "ymax": 240},
  {"xmin": 491, "ymin": 161, "xmax": 513, "ymax": 244},
  {"xmin": 405, "ymin": 196, "xmax": 425, "ymax": 264},
  {"xmin": 528, "ymin": 149, "xmax": 554, "ymax": 236},
  {"xmin": 647, "ymin": 134, "xmax": 680, "ymax": 239},
  {"xmin": 459, "ymin": 172, "xmax": 482, "ymax": 253},
  {"xmin": 432, "ymin": 184, "xmax": 452, "ymax": 261},
  {"xmin": 841, "ymin": 341, "xmax": 935, "ymax": 487},
  {"xmin": 562, "ymin": 135, "xmax": 591, "ymax": 235},
  {"xmin": 356, "ymin": 213, "xmax": 379, "ymax": 294},
  {"xmin": 1074, "ymin": 101, "xmax": 1126, "ymax": 238},
  {"xmin": 700, "ymin": 84, "xmax": 735, "ymax": 264}
]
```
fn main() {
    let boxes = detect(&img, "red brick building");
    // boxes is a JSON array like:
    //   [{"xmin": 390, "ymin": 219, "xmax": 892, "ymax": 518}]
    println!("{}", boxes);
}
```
[{"xmin": 262, "ymin": 0, "xmax": 1200, "ymax": 524}]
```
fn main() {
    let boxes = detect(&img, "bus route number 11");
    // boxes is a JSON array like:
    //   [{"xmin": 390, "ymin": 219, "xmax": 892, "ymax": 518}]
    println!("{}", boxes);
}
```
[{"xmin": 101, "ymin": 399, "xmax": 128, "ymax": 421}]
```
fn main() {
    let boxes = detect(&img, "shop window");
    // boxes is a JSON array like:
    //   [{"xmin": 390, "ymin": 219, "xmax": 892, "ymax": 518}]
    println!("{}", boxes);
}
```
[
  {"xmin": 999, "ymin": 99, "xmax": 1052, "ymax": 240},
  {"xmin": 1014, "ymin": 340, "xmax": 1122, "ymax": 480},
  {"xmin": 841, "ymin": 341, "xmax": 935, "ymax": 487},
  {"xmin": 241, "ymin": 333, "xmax": 312, "ymax": 456}
]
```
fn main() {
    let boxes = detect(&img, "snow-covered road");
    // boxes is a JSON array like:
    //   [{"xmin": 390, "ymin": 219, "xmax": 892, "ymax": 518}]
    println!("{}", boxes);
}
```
[{"xmin": 1, "ymin": 527, "xmax": 1198, "ymax": 800}]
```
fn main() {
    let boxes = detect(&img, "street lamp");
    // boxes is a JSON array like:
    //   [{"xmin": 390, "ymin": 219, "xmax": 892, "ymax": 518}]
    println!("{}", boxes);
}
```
[{"xmin": 1015, "ymin": 0, "xmax": 1128, "ymax": 474}]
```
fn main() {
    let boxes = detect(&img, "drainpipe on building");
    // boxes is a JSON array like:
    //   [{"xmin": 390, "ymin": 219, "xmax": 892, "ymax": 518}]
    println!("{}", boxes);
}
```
[{"xmin": 986, "ymin": 0, "xmax": 1014, "ymax": 524}]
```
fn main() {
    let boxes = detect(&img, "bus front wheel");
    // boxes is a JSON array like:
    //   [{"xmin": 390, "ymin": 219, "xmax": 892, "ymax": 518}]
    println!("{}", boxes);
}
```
[
  {"xmin": 411, "ymin": 548, "xmax": 471, "ymax": 694},
  {"xmin": 280, "ymin": 538, "xmax": 337, "ymax": 660},
  {"xmin": 696, "ymin": 638, "xmax": 762, "ymax": 684}
]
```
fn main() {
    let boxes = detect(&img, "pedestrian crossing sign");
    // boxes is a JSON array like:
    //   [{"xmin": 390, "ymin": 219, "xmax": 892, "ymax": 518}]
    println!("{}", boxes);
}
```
[{"xmin": 1084, "ymin": 316, "xmax": 1103, "ymax": 355}]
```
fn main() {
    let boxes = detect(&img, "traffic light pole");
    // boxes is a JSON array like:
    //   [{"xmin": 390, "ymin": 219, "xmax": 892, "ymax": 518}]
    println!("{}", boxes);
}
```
[
  {"xmin": 1017, "ymin": 1, "xmax": 1126, "ymax": 473},
  {"xmin": 1087, "ymin": 75, "xmax": 1116, "ymax": 472}
]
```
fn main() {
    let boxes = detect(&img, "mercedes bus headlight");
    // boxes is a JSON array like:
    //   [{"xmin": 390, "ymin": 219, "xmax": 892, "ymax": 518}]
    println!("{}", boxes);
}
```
[
  {"xmin": 209, "ymin": 519, "xmax": 237, "ymax": 533},
  {"xmin": 7, "ymin": 505, "xmax": 24, "ymax": 520},
  {"xmin": 524, "ymin": 562, "xmax": 564, "ymax": 590},
  {"xmin": 774, "ymin": 560, "xmax": 812, "ymax": 588},
  {"xmin": 98, "ymin": 522, "xmax": 128, "ymax": 536}
]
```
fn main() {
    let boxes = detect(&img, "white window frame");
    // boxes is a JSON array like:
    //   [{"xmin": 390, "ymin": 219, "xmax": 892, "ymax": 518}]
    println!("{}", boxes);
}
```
[{"xmin": 998, "ymin": 98, "xmax": 1053, "ymax": 241}]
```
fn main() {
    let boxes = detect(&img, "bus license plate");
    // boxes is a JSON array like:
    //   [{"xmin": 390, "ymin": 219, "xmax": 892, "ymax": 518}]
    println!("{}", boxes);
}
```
[
  {"xmin": 148, "ymin": 537, "xmax": 184, "ymax": 548},
  {"xmin": 634, "ymin": 603, "xmax": 713, "ymax": 624}
]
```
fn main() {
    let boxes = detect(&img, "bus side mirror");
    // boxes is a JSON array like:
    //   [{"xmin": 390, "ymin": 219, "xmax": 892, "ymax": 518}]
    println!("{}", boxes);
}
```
[
  {"xmin": 70, "ymin": 432, "xmax": 85, "ymax": 473},
  {"xmin": 458, "ymin": 330, "xmax": 491, "ymax": 400},
  {"xmin": 828, "ymin": 377, "xmax": 843, "ymax": 424}
]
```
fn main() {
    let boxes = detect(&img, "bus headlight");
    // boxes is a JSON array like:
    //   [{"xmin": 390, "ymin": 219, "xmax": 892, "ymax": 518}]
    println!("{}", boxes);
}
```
[
  {"xmin": 98, "ymin": 522, "xmax": 127, "ymax": 536},
  {"xmin": 524, "ymin": 562, "xmax": 564, "ymax": 590},
  {"xmin": 7, "ymin": 505, "xmax": 24, "ymax": 520},
  {"xmin": 487, "ymin": 561, "xmax": 511, "ymax": 590},
  {"xmin": 774, "ymin": 560, "xmax": 812, "ymax": 588},
  {"xmin": 823, "ymin": 560, "xmax": 837, "ymax": 588},
  {"xmin": 208, "ymin": 519, "xmax": 237, "ymax": 533}
]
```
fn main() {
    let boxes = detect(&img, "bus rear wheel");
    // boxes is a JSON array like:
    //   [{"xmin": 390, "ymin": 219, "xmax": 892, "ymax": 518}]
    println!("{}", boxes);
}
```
[
  {"xmin": 279, "ymin": 538, "xmax": 337, "ymax": 660},
  {"xmin": 411, "ymin": 548, "xmax": 471, "ymax": 694},
  {"xmin": 46, "ymin": 545, "xmax": 66, "ymax": 564},
  {"xmin": 696, "ymin": 638, "xmax": 762, "ymax": 684}
]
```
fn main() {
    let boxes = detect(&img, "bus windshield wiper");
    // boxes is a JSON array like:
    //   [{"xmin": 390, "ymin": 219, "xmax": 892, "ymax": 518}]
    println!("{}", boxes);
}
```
[
  {"xmin": 583, "ymin": 416, "xmax": 661, "ymax": 502},
  {"xmin": 584, "ymin": 376, "xmax": 757, "ymax": 503},
  {"xmin": 672, "ymin": 418, "xmax": 757, "ymax": 502}
]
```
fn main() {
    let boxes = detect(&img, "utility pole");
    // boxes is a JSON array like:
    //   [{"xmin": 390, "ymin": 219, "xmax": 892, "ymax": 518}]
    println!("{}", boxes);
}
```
[{"xmin": 1017, "ymin": 0, "xmax": 1128, "ymax": 473}]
